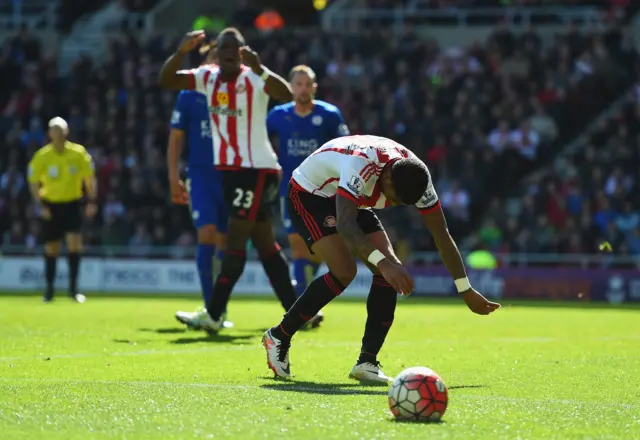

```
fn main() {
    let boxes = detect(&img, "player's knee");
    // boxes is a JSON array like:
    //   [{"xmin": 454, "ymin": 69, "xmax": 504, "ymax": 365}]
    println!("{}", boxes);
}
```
[
  {"xmin": 44, "ymin": 243, "xmax": 61, "ymax": 256},
  {"xmin": 257, "ymin": 243, "xmax": 282, "ymax": 260},
  {"xmin": 289, "ymin": 235, "xmax": 310, "ymax": 260},
  {"xmin": 220, "ymin": 251, "xmax": 246, "ymax": 282},
  {"xmin": 329, "ymin": 260, "xmax": 357, "ymax": 287},
  {"xmin": 216, "ymin": 233, "xmax": 227, "ymax": 251},
  {"xmin": 197, "ymin": 225, "xmax": 217, "ymax": 245}
]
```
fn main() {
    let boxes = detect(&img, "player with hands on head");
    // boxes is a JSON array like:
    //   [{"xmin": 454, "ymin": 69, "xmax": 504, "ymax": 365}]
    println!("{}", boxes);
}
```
[
  {"xmin": 262, "ymin": 135, "xmax": 501, "ymax": 381},
  {"xmin": 159, "ymin": 28, "xmax": 298, "ymax": 334},
  {"xmin": 266, "ymin": 65, "xmax": 351, "ymax": 329}
]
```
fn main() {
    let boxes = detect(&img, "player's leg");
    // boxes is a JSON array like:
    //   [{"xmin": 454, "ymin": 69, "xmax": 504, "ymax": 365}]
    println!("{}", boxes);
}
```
[
  {"xmin": 349, "ymin": 212, "xmax": 399, "ymax": 383},
  {"xmin": 203, "ymin": 217, "xmax": 253, "ymax": 326},
  {"xmin": 250, "ymin": 220, "xmax": 297, "ymax": 312},
  {"xmin": 64, "ymin": 202, "xmax": 85, "ymax": 303},
  {"xmin": 175, "ymin": 173, "xmax": 219, "ymax": 328},
  {"xmin": 289, "ymin": 231, "xmax": 325, "ymax": 329},
  {"xmin": 42, "ymin": 203, "xmax": 62, "ymax": 301},
  {"xmin": 264, "ymin": 234, "xmax": 356, "ymax": 378},
  {"xmin": 283, "ymin": 197, "xmax": 321, "ymax": 297},
  {"xmin": 263, "ymin": 186, "xmax": 356, "ymax": 377}
]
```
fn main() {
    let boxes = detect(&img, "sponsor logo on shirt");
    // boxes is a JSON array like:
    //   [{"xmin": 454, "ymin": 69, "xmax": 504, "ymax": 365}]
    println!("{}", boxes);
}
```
[
  {"xmin": 287, "ymin": 138, "xmax": 318, "ymax": 156},
  {"xmin": 210, "ymin": 106, "xmax": 243, "ymax": 117}
]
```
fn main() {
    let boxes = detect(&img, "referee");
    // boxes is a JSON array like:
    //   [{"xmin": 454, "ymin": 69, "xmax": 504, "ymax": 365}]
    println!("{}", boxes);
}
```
[{"xmin": 27, "ymin": 117, "xmax": 97, "ymax": 303}]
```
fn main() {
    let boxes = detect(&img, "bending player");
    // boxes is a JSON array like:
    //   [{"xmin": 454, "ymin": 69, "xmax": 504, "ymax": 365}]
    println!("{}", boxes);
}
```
[
  {"xmin": 262, "ymin": 135, "xmax": 501, "ymax": 381},
  {"xmin": 266, "ymin": 65, "xmax": 350, "ymax": 328},
  {"xmin": 159, "ymin": 29, "xmax": 298, "ymax": 333},
  {"xmin": 168, "ymin": 41, "xmax": 232, "ymax": 329}
]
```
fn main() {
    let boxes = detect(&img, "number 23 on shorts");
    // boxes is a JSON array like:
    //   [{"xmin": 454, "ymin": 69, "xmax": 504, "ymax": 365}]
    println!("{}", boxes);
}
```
[{"xmin": 233, "ymin": 188, "xmax": 254, "ymax": 209}]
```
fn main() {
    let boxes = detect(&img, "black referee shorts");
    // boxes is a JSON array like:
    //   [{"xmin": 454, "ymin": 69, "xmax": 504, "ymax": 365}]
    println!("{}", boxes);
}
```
[{"xmin": 42, "ymin": 200, "xmax": 82, "ymax": 243}]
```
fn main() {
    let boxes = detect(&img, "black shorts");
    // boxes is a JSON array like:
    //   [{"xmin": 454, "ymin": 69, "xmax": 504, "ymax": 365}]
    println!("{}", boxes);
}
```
[
  {"xmin": 221, "ymin": 169, "xmax": 280, "ymax": 221},
  {"xmin": 287, "ymin": 181, "xmax": 383, "ymax": 252},
  {"xmin": 42, "ymin": 200, "xmax": 82, "ymax": 243}
]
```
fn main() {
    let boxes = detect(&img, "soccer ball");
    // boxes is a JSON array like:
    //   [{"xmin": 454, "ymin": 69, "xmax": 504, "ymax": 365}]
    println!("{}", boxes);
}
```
[{"xmin": 388, "ymin": 366, "xmax": 448, "ymax": 421}]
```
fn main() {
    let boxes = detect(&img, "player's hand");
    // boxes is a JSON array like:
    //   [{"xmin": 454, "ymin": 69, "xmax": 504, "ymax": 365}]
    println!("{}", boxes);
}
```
[
  {"xmin": 462, "ymin": 289, "xmax": 501, "ymax": 315},
  {"xmin": 178, "ymin": 30, "xmax": 206, "ymax": 55},
  {"xmin": 170, "ymin": 179, "xmax": 189, "ymax": 205},
  {"xmin": 85, "ymin": 202, "xmax": 97, "ymax": 218},
  {"xmin": 240, "ymin": 46, "xmax": 261, "ymax": 71},
  {"xmin": 40, "ymin": 206, "xmax": 52, "ymax": 220},
  {"xmin": 378, "ymin": 260, "xmax": 414, "ymax": 296}
]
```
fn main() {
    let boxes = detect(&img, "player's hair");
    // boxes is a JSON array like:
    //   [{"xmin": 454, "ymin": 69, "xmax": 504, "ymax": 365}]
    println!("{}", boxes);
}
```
[
  {"xmin": 289, "ymin": 65, "xmax": 317, "ymax": 81},
  {"xmin": 218, "ymin": 27, "xmax": 246, "ymax": 45},
  {"xmin": 390, "ymin": 159, "xmax": 430, "ymax": 205}
]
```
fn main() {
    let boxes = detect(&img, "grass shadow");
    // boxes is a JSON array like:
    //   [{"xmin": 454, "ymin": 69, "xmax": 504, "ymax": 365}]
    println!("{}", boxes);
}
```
[
  {"xmin": 171, "ymin": 334, "xmax": 255, "ymax": 344},
  {"xmin": 449, "ymin": 385, "xmax": 487, "ymax": 390},
  {"xmin": 390, "ymin": 418, "xmax": 445, "ymax": 425},
  {"xmin": 261, "ymin": 380, "xmax": 388, "ymax": 396},
  {"xmin": 138, "ymin": 327, "xmax": 186, "ymax": 334},
  {"xmin": 112, "ymin": 339, "xmax": 152, "ymax": 345}
]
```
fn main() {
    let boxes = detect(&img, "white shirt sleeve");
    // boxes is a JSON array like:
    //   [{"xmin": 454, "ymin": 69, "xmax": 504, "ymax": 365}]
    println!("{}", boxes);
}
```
[
  {"xmin": 177, "ymin": 65, "xmax": 214, "ymax": 94},
  {"xmin": 415, "ymin": 177, "xmax": 440, "ymax": 214},
  {"xmin": 336, "ymin": 156, "xmax": 375, "ymax": 204}
]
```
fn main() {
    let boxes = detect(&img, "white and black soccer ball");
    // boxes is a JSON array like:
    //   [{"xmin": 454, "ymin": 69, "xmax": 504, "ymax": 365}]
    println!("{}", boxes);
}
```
[{"xmin": 388, "ymin": 366, "xmax": 448, "ymax": 421}]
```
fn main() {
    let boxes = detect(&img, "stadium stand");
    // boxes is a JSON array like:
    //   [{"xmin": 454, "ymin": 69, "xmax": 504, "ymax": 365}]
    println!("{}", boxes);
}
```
[{"xmin": 1, "ymin": 2, "xmax": 638, "ymax": 259}]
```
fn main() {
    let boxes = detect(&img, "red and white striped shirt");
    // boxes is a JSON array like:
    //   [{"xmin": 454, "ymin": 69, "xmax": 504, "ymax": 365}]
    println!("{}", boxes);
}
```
[
  {"xmin": 180, "ymin": 64, "xmax": 279, "ymax": 170},
  {"xmin": 292, "ymin": 135, "xmax": 440, "ymax": 213}
]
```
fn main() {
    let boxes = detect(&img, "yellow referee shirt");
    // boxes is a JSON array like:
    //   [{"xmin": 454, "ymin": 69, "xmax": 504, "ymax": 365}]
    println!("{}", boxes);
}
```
[{"xmin": 28, "ymin": 142, "xmax": 95, "ymax": 203}]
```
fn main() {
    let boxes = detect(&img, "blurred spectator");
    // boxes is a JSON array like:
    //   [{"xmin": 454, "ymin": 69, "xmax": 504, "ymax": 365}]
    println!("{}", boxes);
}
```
[{"xmin": 1, "ymin": 15, "xmax": 638, "ymax": 260}]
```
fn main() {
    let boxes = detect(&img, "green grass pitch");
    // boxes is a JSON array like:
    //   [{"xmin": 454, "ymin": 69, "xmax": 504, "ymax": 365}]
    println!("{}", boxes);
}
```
[{"xmin": 0, "ymin": 294, "xmax": 639, "ymax": 439}]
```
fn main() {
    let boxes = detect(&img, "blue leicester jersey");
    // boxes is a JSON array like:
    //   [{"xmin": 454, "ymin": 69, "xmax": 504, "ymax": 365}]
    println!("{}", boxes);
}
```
[
  {"xmin": 267, "ymin": 100, "xmax": 349, "ymax": 190},
  {"xmin": 170, "ymin": 90, "xmax": 215, "ymax": 169}
]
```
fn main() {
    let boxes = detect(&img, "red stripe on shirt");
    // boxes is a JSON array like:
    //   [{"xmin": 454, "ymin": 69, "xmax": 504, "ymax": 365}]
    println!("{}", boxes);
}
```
[
  {"xmin": 227, "ymin": 78, "xmax": 242, "ymax": 167},
  {"xmin": 418, "ymin": 200, "xmax": 441, "ymax": 215},
  {"xmin": 312, "ymin": 147, "xmax": 369, "ymax": 159},
  {"xmin": 211, "ymin": 76, "xmax": 228, "ymax": 166},
  {"xmin": 245, "ymin": 76, "xmax": 254, "ymax": 168},
  {"xmin": 315, "ymin": 177, "xmax": 339, "ymax": 193},
  {"xmin": 336, "ymin": 187, "xmax": 359, "ymax": 204}
]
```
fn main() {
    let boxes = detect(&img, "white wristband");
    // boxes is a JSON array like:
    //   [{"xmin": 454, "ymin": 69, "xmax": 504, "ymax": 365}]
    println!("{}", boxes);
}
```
[
  {"xmin": 260, "ymin": 68, "xmax": 270, "ymax": 81},
  {"xmin": 367, "ymin": 250, "xmax": 386, "ymax": 266},
  {"xmin": 454, "ymin": 277, "xmax": 471, "ymax": 293}
]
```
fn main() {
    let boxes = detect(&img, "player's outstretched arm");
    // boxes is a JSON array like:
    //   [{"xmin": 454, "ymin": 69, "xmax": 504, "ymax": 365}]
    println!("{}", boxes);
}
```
[
  {"xmin": 159, "ymin": 30, "xmax": 206, "ymax": 90},
  {"xmin": 336, "ymin": 194, "xmax": 413, "ymax": 294},
  {"xmin": 241, "ymin": 46, "xmax": 292, "ymax": 102},
  {"xmin": 422, "ymin": 205, "xmax": 501, "ymax": 315}
]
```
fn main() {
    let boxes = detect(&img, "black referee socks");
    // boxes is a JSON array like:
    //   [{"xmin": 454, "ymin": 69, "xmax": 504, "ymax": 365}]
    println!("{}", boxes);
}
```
[
  {"xmin": 44, "ymin": 255, "xmax": 57, "ymax": 296},
  {"xmin": 68, "ymin": 253, "xmax": 80, "ymax": 294}
]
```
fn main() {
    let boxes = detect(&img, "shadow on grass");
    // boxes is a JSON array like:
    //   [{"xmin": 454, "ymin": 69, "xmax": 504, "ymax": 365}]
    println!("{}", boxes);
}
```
[
  {"xmin": 112, "ymin": 338, "xmax": 153, "ymax": 345},
  {"xmin": 449, "ymin": 385, "xmax": 487, "ymax": 390},
  {"xmin": 138, "ymin": 327, "xmax": 186, "ymax": 334},
  {"xmin": 390, "ymin": 418, "xmax": 445, "ymax": 425},
  {"xmin": 171, "ymin": 334, "xmax": 255, "ymax": 344},
  {"xmin": 261, "ymin": 380, "xmax": 388, "ymax": 396}
]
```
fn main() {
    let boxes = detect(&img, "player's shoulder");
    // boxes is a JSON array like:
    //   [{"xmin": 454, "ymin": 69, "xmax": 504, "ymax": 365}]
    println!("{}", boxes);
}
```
[
  {"xmin": 32, "ymin": 144, "xmax": 53, "ymax": 159},
  {"xmin": 313, "ymin": 100, "xmax": 341, "ymax": 114},
  {"xmin": 67, "ymin": 142, "xmax": 88, "ymax": 155},
  {"xmin": 270, "ymin": 102, "xmax": 294, "ymax": 114},
  {"xmin": 268, "ymin": 102, "xmax": 294, "ymax": 120}
]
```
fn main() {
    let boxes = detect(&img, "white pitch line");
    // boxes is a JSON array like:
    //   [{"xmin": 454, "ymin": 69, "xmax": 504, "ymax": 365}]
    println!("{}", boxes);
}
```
[
  {"xmin": 1, "ymin": 335, "xmax": 640, "ymax": 362},
  {"xmin": 0, "ymin": 378, "xmax": 636, "ymax": 410}
]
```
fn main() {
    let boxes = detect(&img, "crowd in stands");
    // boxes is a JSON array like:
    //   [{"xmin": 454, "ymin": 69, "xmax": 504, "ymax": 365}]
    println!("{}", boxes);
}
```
[{"xmin": 1, "ymin": 14, "xmax": 639, "ymax": 258}]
